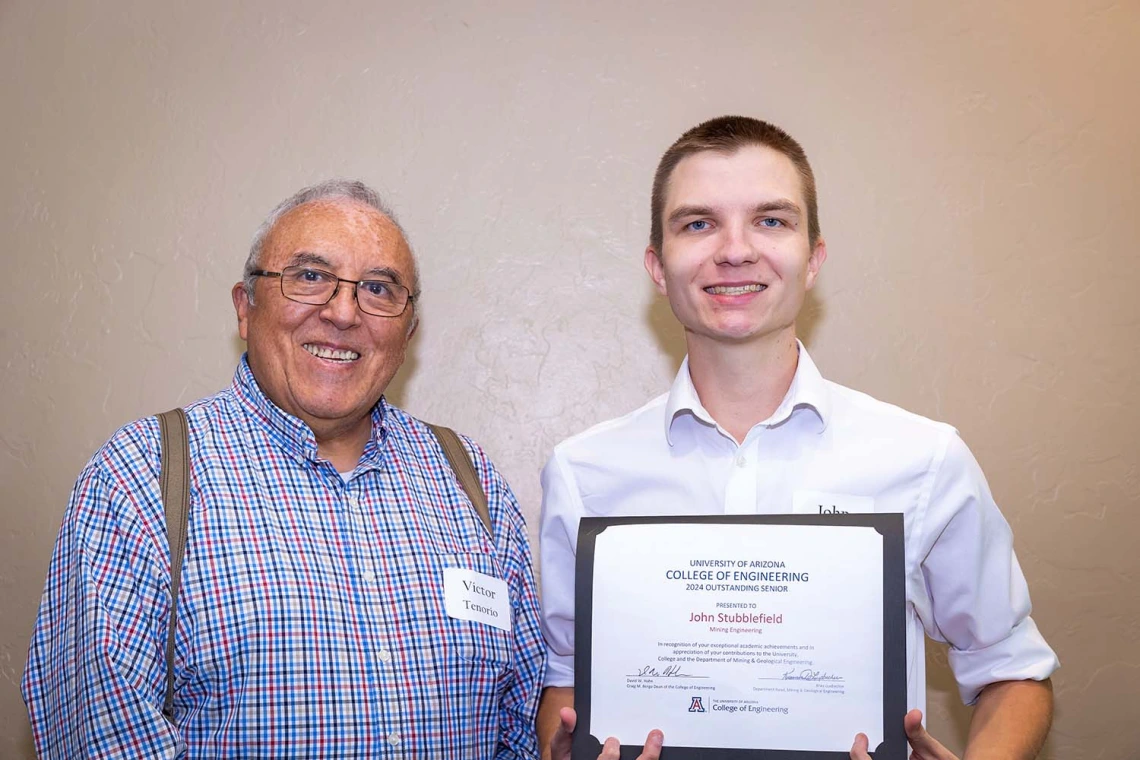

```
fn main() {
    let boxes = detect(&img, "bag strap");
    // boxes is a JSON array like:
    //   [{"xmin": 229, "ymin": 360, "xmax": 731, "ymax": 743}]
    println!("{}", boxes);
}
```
[
  {"xmin": 157, "ymin": 408, "xmax": 190, "ymax": 720},
  {"xmin": 427, "ymin": 423, "xmax": 492, "ymax": 538}
]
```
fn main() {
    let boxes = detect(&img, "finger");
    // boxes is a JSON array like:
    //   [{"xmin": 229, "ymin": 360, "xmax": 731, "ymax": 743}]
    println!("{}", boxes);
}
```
[
  {"xmin": 637, "ymin": 729, "xmax": 664, "ymax": 760},
  {"xmin": 903, "ymin": 708, "xmax": 924, "ymax": 737},
  {"xmin": 598, "ymin": 736, "xmax": 621, "ymax": 760},
  {"xmin": 550, "ymin": 708, "xmax": 577, "ymax": 759},
  {"xmin": 903, "ymin": 709, "xmax": 958, "ymax": 760},
  {"xmin": 849, "ymin": 732, "xmax": 870, "ymax": 759},
  {"xmin": 559, "ymin": 706, "xmax": 578, "ymax": 734}
]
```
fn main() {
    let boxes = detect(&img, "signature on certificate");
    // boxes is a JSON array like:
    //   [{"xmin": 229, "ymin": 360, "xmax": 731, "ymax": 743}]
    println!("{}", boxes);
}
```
[
  {"xmin": 628, "ymin": 664, "xmax": 706, "ymax": 678},
  {"xmin": 758, "ymin": 667, "xmax": 845, "ymax": 682}
]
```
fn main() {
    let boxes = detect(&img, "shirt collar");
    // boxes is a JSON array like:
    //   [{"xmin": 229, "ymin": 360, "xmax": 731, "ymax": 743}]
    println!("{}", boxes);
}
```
[
  {"xmin": 664, "ymin": 340, "xmax": 831, "ymax": 445},
  {"xmin": 232, "ymin": 354, "xmax": 389, "ymax": 467}
]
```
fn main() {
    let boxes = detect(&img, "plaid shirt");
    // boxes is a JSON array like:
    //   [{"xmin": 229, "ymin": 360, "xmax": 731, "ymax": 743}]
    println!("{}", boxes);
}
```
[{"xmin": 23, "ymin": 357, "xmax": 545, "ymax": 759}]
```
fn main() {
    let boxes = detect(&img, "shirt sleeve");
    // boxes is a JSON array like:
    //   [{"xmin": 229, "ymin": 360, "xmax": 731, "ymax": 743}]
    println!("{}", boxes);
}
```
[
  {"xmin": 537, "ymin": 446, "xmax": 583, "ymax": 688},
  {"xmin": 469, "ymin": 445, "xmax": 546, "ymax": 760},
  {"xmin": 21, "ymin": 429, "xmax": 183, "ymax": 759},
  {"xmin": 913, "ymin": 432, "xmax": 1059, "ymax": 705}
]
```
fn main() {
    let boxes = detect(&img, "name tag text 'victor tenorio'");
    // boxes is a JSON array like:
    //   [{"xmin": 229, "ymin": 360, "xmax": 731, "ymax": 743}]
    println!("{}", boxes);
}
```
[{"xmin": 443, "ymin": 567, "xmax": 511, "ymax": 631}]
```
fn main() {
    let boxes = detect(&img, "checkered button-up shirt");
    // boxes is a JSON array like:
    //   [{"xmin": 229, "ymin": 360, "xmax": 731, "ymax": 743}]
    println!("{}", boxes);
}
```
[{"xmin": 23, "ymin": 356, "xmax": 546, "ymax": 759}]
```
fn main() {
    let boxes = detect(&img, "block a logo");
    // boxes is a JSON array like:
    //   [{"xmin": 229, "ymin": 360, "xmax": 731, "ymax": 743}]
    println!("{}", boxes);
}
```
[{"xmin": 688, "ymin": 697, "xmax": 706, "ymax": 713}]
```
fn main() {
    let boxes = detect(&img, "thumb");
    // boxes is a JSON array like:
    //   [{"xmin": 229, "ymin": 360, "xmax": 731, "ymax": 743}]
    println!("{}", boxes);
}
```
[
  {"xmin": 904, "ymin": 709, "xmax": 956, "ymax": 760},
  {"xmin": 559, "ymin": 706, "xmax": 578, "ymax": 734},
  {"xmin": 905, "ymin": 709, "xmax": 934, "ymax": 746}
]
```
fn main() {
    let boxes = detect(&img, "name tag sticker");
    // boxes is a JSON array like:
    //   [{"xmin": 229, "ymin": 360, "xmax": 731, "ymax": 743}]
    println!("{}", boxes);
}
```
[
  {"xmin": 443, "ymin": 567, "xmax": 511, "ymax": 632},
  {"xmin": 793, "ymin": 490, "xmax": 876, "ymax": 515}
]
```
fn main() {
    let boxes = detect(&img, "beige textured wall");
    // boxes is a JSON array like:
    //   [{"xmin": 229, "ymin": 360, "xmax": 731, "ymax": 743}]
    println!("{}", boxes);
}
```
[{"xmin": 3, "ymin": 1, "xmax": 1138, "ymax": 756}]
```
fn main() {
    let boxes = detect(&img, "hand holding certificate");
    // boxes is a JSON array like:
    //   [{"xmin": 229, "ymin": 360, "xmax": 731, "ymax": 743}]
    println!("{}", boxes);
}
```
[
  {"xmin": 550, "ymin": 704, "xmax": 664, "ymax": 760},
  {"xmin": 572, "ymin": 516, "xmax": 907, "ymax": 759}
]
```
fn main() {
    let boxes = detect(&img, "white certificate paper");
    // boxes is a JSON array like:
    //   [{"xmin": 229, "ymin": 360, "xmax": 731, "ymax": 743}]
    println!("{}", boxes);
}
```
[{"xmin": 583, "ymin": 520, "xmax": 898, "ymax": 755}]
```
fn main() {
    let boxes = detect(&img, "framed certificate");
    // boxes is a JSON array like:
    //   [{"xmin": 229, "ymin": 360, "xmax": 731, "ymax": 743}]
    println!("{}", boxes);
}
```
[{"xmin": 572, "ymin": 515, "xmax": 907, "ymax": 759}]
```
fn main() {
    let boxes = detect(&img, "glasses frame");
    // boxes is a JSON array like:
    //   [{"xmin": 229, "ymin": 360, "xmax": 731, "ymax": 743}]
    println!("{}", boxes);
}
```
[{"xmin": 250, "ymin": 266, "xmax": 415, "ymax": 317}]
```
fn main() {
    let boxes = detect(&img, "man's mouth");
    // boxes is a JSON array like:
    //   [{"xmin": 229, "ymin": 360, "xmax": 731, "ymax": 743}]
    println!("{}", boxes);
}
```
[
  {"xmin": 303, "ymin": 343, "xmax": 361, "ymax": 362},
  {"xmin": 704, "ymin": 284, "xmax": 767, "ymax": 295}
]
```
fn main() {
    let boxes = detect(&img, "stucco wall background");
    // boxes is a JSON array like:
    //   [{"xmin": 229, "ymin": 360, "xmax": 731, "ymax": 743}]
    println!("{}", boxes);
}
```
[{"xmin": 2, "ymin": 1, "xmax": 1138, "ymax": 756}]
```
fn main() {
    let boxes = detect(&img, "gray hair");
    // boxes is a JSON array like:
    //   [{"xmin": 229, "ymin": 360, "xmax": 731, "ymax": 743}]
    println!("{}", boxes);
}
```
[{"xmin": 241, "ymin": 179, "xmax": 421, "ymax": 304}]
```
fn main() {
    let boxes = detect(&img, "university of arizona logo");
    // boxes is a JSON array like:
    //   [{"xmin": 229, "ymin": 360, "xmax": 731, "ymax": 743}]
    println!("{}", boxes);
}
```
[{"xmin": 688, "ymin": 697, "xmax": 705, "ymax": 713}]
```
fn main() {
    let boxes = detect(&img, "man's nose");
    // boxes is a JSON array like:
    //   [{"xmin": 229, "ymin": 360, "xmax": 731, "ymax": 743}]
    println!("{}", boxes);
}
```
[
  {"xmin": 319, "ymin": 282, "xmax": 362, "ymax": 327},
  {"xmin": 714, "ymin": 223, "xmax": 759, "ymax": 266}
]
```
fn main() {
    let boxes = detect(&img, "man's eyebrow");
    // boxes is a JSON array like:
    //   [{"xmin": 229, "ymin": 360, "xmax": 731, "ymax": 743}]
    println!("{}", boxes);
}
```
[
  {"xmin": 754, "ymin": 200, "xmax": 802, "ymax": 216},
  {"xmin": 361, "ymin": 266, "xmax": 403, "ymax": 284},
  {"xmin": 667, "ymin": 205, "xmax": 716, "ymax": 224},
  {"xmin": 288, "ymin": 251, "xmax": 334, "ymax": 268},
  {"xmin": 667, "ymin": 200, "xmax": 803, "ymax": 225},
  {"xmin": 287, "ymin": 253, "xmax": 405, "ymax": 284}
]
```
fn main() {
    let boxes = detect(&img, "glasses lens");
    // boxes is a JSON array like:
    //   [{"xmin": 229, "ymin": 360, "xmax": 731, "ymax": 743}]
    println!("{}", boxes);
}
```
[
  {"xmin": 281, "ymin": 267, "xmax": 336, "ymax": 303},
  {"xmin": 357, "ymin": 280, "xmax": 408, "ymax": 316}
]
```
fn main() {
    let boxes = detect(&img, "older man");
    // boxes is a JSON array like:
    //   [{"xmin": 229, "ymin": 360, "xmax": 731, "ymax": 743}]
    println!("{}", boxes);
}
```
[
  {"xmin": 537, "ymin": 117, "xmax": 1058, "ymax": 760},
  {"xmin": 23, "ymin": 180, "xmax": 545, "ymax": 758}
]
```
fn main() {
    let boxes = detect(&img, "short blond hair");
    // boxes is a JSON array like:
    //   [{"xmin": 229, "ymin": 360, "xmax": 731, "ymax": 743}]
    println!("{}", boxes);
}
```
[{"xmin": 649, "ymin": 116, "xmax": 820, "ymax": 252}]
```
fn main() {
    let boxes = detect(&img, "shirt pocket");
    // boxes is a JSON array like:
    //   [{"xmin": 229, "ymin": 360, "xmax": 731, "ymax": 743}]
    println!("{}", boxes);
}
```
[
  {"xmin": 434, "ymin": 551, "xmax": 515, "ymax": 671},
  {"xmin": 792, "ymin": 489, "xmax": 876, "ymax": 515}
]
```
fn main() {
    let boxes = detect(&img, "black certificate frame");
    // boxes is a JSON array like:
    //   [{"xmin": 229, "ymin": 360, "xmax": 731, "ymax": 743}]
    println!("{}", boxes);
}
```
[{"xmin": 572, "ymin": 514, "xmax": 907, "ymax": 760}]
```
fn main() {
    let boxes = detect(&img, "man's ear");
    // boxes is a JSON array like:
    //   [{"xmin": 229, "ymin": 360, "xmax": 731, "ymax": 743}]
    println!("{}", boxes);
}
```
[
  {"xmin": 805, "ymin": 237, "xmax": 828, "ymax": 290},
  {"xmin": 232, "ymin": 282, "xmax": 252, "ymax": 341},
  {"xmin": 644, "ymin": 246, "xmax": 668, "ymax": 296},
  {"xmin": 407, "ymin": 313, "xmax": 419, "ymax": 340}
]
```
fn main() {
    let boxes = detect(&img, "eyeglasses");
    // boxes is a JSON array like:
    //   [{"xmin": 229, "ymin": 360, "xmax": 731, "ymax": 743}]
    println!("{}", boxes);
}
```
[{"xmin": 250, "ymin": 266, "xmax": 415, "ymax": 317}]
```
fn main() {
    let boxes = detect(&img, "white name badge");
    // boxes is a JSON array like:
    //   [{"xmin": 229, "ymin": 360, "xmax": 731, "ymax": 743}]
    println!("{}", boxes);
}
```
[
  {"xmin": 443, "ymin": 567, "xmax": 511, "ymax": 631},
  {"xmin": 793, "ymin": 490, "xmax": 876, "ymax": 515}
]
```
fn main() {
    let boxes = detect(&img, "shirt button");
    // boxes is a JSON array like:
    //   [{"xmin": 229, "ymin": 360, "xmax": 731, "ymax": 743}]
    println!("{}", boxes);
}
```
[
  {"xmin": 346, "ymin": 495, "xmax": 360, "ymax": 510},
  {"xmin": 378, "ymin": 649, "xmax": 393, "ymax": 664},
  {"xmin": 362, "ymin": 570, "xmax": 376, "ymax": 582},
  {"xmin": 388, "ymin": 733, "xmax": 401, "ymax": 746},
  {"xmin": 736, "ymin": 455, "xmax": 747, "ymax": 467}
]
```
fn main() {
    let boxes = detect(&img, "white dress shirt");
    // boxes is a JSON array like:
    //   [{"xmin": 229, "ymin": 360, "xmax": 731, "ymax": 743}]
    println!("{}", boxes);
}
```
[{"xmin": 539, "ymin": 344, "xmax": 1058, "ymax": 712}]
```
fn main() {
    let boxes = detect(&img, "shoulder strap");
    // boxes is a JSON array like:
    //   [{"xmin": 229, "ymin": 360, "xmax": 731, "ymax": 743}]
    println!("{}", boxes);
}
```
[
  {"xmin": 157, "ymin": 408, "xmax": 190, "ymax": 720},
  {"xmin": 427, "ymin": 423, "xmax": 492, "ymax": 538}
]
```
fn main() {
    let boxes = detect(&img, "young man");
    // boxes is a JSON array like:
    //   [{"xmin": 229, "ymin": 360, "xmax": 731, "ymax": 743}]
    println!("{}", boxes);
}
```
[
  {"xmin": 24, "ymin": 180, "xmax": 545, "ymax": 758},
  {"xmin": 537, "ymin": 117, "xmax": 1057, "ymax": 760}
]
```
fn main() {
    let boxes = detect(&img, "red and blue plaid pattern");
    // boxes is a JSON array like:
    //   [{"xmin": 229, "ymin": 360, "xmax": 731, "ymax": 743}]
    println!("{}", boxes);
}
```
[{"xmin": 23, "ymin": 357, "xmax": 545, "ymax": 759}]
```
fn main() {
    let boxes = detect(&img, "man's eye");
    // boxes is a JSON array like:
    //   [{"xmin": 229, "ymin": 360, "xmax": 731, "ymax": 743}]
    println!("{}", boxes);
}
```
[
  {"xmin": 297, "ymin": 268, "xmax": 331, "ymax": 283},
  {"xmin": 687, "ymin": 220, "xmax": 710, "ymax": 232},
  {"xmin": 361, "ymin": 281, "xmax": 393, "ymax": 297},
  {"xmin": 759, "ymin": 218, "xmax": 784, "ymax": 228}
]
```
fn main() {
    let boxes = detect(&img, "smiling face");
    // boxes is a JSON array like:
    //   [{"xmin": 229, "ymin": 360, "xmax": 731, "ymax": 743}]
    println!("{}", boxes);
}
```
[
  {"xmin": 232, "ymin": 198, "xmax": 417, "ymax": 445},
  {"xmin": 645, "ymin": 145, "xmax": 826, "ymax": 352}
]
